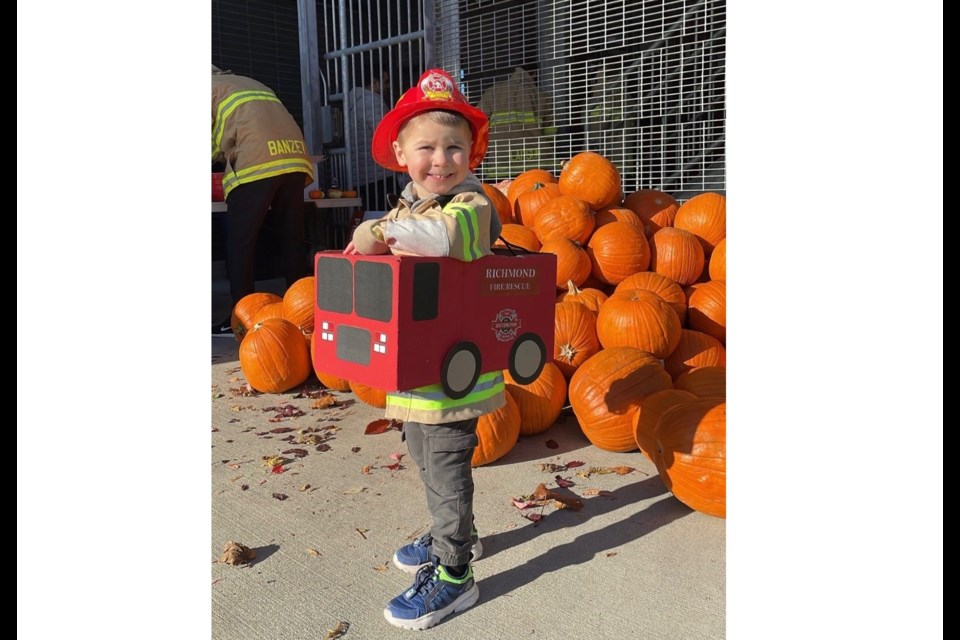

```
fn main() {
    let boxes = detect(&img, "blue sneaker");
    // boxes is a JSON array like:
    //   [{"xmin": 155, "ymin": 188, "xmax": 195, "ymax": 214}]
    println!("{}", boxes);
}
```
[
  {"xmin": 393, "ymin": 530, "xmax": 482, "ymax": 574},
  {"xmin": 383, "ymin": 560, "xmax": 479, "ymax": 630}
]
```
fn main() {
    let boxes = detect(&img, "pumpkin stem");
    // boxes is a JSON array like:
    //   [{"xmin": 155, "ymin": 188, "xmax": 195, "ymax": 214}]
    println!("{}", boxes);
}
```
[{"xmin": 566, "ymin": 280, "xmax": 583, "ymax": 295}]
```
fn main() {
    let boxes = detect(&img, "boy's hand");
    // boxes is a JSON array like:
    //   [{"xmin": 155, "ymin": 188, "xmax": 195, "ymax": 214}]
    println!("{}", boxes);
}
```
[{"xmin": 342, "ymin": 240, "xmax": 360, "ymax": 255}]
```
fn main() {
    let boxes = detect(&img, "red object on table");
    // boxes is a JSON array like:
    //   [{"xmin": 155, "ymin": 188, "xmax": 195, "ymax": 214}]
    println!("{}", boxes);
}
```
[{"xmin": 212, "ymin": 172, "xmax": 225, "ymax": 202}]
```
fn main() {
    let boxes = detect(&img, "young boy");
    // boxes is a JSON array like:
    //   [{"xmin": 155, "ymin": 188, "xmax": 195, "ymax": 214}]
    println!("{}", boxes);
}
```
[{"xmin": 343, "ymin": 69, "xmax": 503, "ymax": 630}]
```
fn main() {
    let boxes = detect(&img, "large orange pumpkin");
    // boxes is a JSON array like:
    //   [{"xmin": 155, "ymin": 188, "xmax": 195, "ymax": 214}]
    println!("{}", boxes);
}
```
[
  {"xmin": 687, "ymin": 280, "xmax": 726, "ymax": 344},
  {"xmin": 251, "ymin": 301, "xmax": 284, "ymax": 325},
  {"xmin": 503, "ymin": 363, "xmax": 567, "ymax": 436},
  {"xmin": 471, "ymin": 390, "xmax": 521, "ymax": 467},
  {"xmin": 633, "ymin": 389, "xmax": 697, "ymax": 463},
  {"xmin": 349, "ymin": 381, "xmax": 387, "ymax": 408},
  {"xmin": 239, "ymin": 318, "xmax": 312, "ymax": 393},
  {"xmin": 664, "ymin": 329, "xmax": 726, "ymax": 379},
  {"xmin": 540, "ymin": 237, "xmax": 591, "ymax": 290},
  {"xmin": 281, "ymin": 276, "xmax": 316, "ymax": 335},
  {"xmin": 674, "ymin": 192, "xmax": 726, "ymax": 257},
  {"xmin": 315, "ymin": 371, "xmax": 352, "ymax": 392},
  {"xmin": 231, "ymin": 292, "xmax": 282, "ymax": 343},
  {"xmin": 614, "ymin": 271, "xmax": 687, "ymax": 324},
  {"xmin": 655, "ymin": 399, "xmax": 726, "ymax": 518},
  {"xmin": 622, "ymin": 189, "xmax": 679, "ymax": 237},
  {"xmin": 553, "ymin": 301, "xmax": 601, "ymax": 381},
  {"xmin": 507, "ymin": 169, "xmax": 556, "ymax": 208},
  {"xmin": 569, "ymin": 347, "xmax": 673, "ymax": 452},
  {"xmin": 532, "ymin": 195, "xmax": 596, "ymax": 245},
  {"xmin": 514, "ymin": 182, "xmax": 562, "ymax": 227},
  {"xmin": 596, "ymin": 289, "xmax": 682, "ymax": 359},
  {"xmin": 482, "ymin": 183, "xmax": 514, "ymax": 225},
  {"xmin": 559, "ymin": 151, "xmax": 621, "ymax": 211},
  {"xmin": 494, "ymin": 223, "xmax": 542, "ymax": 253},
  {"xmin": 648, "ymin": 227, "xmax": 706, "ymax": 286},
  {"xmin": 585, "ymin": 221, "xmax": 650, "ymax": 285},
  {"xmin": 594, "ymin": 206, "xmax": 643, "ymax": 231},
  {"xmin": 673, "ymin": 366, "xmax": 726, "ymax": 399},
  {"xmin": 561, "ymin": 280, "xmax": 609, "ymax": 314},
  {"xmin": 709, "ymin": 237, "xmax": 726, "ymax": 281}
]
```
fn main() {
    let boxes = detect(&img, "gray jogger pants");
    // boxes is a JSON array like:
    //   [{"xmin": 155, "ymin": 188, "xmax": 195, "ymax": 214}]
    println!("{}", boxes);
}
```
[{"xmin": 402, "ymin": 418, "xmax": 478, "ymax": 567}]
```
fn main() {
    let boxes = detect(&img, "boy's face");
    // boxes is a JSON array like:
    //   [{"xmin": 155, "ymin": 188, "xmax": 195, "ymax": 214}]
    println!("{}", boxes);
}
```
[{"xmin": 392, "ymin": 115, "xmax": 472, "ymax": 196}]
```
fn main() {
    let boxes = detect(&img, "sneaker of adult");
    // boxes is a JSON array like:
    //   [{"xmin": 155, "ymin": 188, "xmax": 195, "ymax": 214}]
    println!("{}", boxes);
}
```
[
  {"xmin": 212, "ymin": 318, "xmax": 234, "ymax": 337},
  {"xmin": 393, "ymin": 530, "xmax": 482, "ymax": 574},
  {"xmin": 383, "ymin": 560, "xmax": 479, "ymax": 630}
]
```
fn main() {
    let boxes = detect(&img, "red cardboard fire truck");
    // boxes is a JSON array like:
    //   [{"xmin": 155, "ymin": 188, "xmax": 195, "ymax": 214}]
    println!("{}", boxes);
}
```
[{"xmin": 312, "ymin": 250, "xmax": 557, "ymax": 399}]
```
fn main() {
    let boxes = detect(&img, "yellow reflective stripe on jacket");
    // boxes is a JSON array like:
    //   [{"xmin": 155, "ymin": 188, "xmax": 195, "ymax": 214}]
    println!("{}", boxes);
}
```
[
  {"xmin": 221, "ymin": 157, "xmax": 315, "ymax": 195},
  {"xmin": 489, "ymin": 111, "xmax": 540, "ymax": 127},
  {"xmin": 212, "ymin": 90, "xmax": 283, "ymax": 154},
  {"xmin": 386, "ymin": 372, "xmax": 505, "ymax": 411},
  {"xmin": 442, "ymin": 202, "xmax": 482, "ymax": 261}
]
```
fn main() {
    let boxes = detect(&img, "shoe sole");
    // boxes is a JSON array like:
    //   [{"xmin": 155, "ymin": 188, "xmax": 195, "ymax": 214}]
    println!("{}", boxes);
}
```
[
  {"xmin": 392, "ymin": 539, "xmax": 483, "ymax": 574},
  {"xmin": 382, "ymin": 582, "xmax": 479, "ymax": 630}
]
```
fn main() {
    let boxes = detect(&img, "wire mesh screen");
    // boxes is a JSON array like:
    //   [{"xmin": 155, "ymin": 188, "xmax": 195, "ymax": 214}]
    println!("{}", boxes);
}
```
[
  {"xmin": 316, "ymin": 0, "xmax": 427, "ymax": 196},
  {"xmin": 434, "ymin": 0, "xmax": 726, "ymax": 198}
]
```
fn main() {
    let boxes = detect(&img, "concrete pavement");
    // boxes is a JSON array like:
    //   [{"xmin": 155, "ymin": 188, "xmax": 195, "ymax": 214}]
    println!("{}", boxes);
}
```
[{"xmin": 210, "ymin": 335, "xmax": 725, "ymax": 639}]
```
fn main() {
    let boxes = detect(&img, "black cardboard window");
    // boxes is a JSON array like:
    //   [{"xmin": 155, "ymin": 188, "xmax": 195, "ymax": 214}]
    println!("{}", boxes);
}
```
[
  {"xmin": 317, "ymin": 257, "xmax": 353, "ymax": 314},
  {"xmin": 412, "ymin": 262, "xmax": 440, "ymax": 321},
  {"xmin": 355, "ymin": 261, "xmax": 393, "ymax": 322}
]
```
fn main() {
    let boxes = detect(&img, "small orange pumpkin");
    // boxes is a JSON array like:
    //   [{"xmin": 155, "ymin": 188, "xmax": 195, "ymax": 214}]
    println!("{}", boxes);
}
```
[
  {"xmin": 539, "ymin": 237, "xmax": 592, "ymax": 290},
  {"xmin": 494, "ymin": 223, "xmax": 542, "ymax": 253},
  {"xmin": 687, "ymin": 280, "xmax": 726, "ymax": 344},
  {"xmin": 503, "ymin": 363, "xmax": 567, "ymax": 435},
  {"xmin": 596, "ymin": 289, "xmax": 682, "ymax": 359},
  {"xmin": 482, "ymin": 183, "xmax": 514, "ymax": 225},
  {"xmin": 559, "ymin": 151, "xmax": 621, "ymax": 211},
  {"xmin": 281, "ymin": 276, "xmax": 316, "ymax": 335},
  {"xmin": 471, "ymin": 390, "xmax": 521, "ymax": 466},
  {"xmin": 648, "ymin": 227, "xmax": 706, "ymax": 286},
  {"xmin": 569, "ymin": 347, "xmax": 673, "ymax": 452},
  {"xmin": 614, "ymin": 271, "xmax": 687, "ymax": 324},
  {"xmin": 622, "ymin": 189, "xmax": 678, "ymax": 236},
  {"xmin": 231, "ymin": 292, "xmax": 282, "ymax": 343},
  {"xmin": 532, "ymin": 195, "xmax": 596, "ymax": 245},
  {"xmin": 655, "ymin": 399, "xmax": 726, "ymax": 518},
  {"xmin": 674, "ymin": 192, "xmax": 726, "ymax": 257},
  {"xmin": 349, "ymin": 381, "xmax": 387, "ymax": 408},
  {"xmin": 553, "ymin": 301, "xmax": 601, "ymax": 381},
  {"xmin": 664, "ymin": 329, "xmax": 726, "ymax": 380},
  {"xmin": 239, "ymin": 318, "xmax": 312, "ymax": 393},
  {"xmin": 633, "ymin": 389, "xmax": 697, "ymax": 463},
  {"xmin": 585, "ymin": 221, "xmax": 650, "ymax": 285},
  {"xmin": 507, "ymin": 169, "xmax": 556, "ymax": 208}
]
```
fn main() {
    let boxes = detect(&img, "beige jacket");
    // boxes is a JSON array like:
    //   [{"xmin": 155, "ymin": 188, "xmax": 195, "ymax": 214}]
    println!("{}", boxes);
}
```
[{"xmin": 351, "ymin": 174, "xmax": 502, "ymax": 261}]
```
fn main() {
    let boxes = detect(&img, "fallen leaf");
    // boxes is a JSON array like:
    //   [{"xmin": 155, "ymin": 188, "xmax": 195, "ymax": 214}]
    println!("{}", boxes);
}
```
[
  {"xmin": 342, "ymin": 487, "xmax": 367, "ymax": 495},
  {"xmin": 360, "ymin": 465, "xmax": 373, "ymax": 474},
  {"xmin": 269, "ymin": 426, "xmax": 296, "ymax": 433},
  {"xmin": 316, "ymin": 443, "xmax": 331, "ymax": 452},
  {"xmin": 372, "ymin": 561, "xmax": 390, "ymax": 572},
  {"xmin": 389, "ymin": 452, "xmax": 405, "ymax": 462},
  {"xmin": 351, "ymin": 446, "xmax": 361, "ymax": 453},
  {"xmin": 312, "ymin": 396, "xmax": 337, "ymax": 409},
  {"xmin": 364, "ymin": 419, "xmax": 392, "ymax": 435},
  {"xmin": 554, "ymin": 475, "xmax": 575, "ymax": 488},
  {"xmin": 228, "ymin": 418, "xmax": 240, "ymax": 423},
  {"xmin": 538, "ymin": 463, "xmax": 566, "ymax": 473},
  {"xmin": 272, "ymin": 493, "xmax": 289, "ymax": 501},
  {"xmin": 299, "ymin": 484, "xmax": 311, "ymax": 492},
  {"xmin": 545, "ymin": 439, "xmax": 559, "ymax": 449},
  {"xmin": 524, "ymin": 512, "xmax": 544, "ymax": 523},
  {"xmin": 605, "ymin": 552, "xmax": 618, "ymax": 558},
  {"xmin": 283, "ymin": 448, "xmax": 309, "ymax": 458},
  {"xmin": 261, "ymin": 455, "xmax": 285, "ymax": 467},
  {"xmin": 325, "ymin": 621, "xmax": 349, "ymax": 640},
  {"xmin": 271, "ymin": 465, "xmax": 285, "ymax": 474},
  {"xmin": 384, "ymin": 463, "xmax": 402, "ymax": 471},
  {"xmin": 532, "ymin": 483, "xmax": 583, "ymax": 511},
  {"xmin": 613, "ymin": 465, "xmax": 635, "ymax": 475},
  {"xmin": 564, "ymin": 460, "xmax": 585, "ymax": 468},
  {"xmin": 219, "ymin": 541, "xmax": 256, "ymax": 565},
  {"xmin": 306, "ymin": 548, "xmax": 321, "ymax": 557}
]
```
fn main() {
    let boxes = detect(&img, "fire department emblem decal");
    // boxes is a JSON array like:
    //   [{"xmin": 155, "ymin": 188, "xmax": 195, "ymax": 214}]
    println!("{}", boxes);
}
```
[
  {"xmin": 421, "ymin": 72, "xmax": 454, "ymax": 101},
  {"xmin": 491, "ymin": 308, "xmax": 521, "ymax": 342}
]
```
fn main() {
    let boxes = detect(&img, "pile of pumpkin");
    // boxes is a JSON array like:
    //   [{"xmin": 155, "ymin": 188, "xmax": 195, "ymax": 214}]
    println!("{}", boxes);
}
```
[
  {"xmin": 228, "ymin": 150, "xmax": 726, "ymax": 518},
  {"xmin": 479, "ymin": 151, "xmax": 726, "ymax": 518}
]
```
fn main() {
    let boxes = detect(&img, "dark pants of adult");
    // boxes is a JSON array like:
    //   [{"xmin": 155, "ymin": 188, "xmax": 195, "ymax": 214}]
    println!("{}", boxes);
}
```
[
  {"xmin": 224, "ymin": 171, "xmax": 309, "ymax": 305},
  {"xmin": 358, "ymin": 175, "xmax": 398, "ymax": 213}
]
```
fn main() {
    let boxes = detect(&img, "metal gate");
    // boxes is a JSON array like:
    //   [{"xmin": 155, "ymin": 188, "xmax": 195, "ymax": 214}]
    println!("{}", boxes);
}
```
[{"xmin": 315, "ymin": 0, "xmax": 724, "ymax": 201}]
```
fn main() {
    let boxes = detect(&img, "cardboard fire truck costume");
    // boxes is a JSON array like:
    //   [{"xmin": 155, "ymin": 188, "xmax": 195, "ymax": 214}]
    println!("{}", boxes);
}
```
[{"xmin": 313, "ymin": 250, "xmax": 556, "ymax": 399}]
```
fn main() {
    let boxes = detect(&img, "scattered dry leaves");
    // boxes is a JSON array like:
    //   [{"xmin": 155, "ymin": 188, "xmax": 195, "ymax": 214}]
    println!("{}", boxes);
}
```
[
  {"xmin": 272, "ymin": 493, "xmax": 289, "ymax": 501},
  {"xmin": 306, "ymin": 548, "xmax": 321, "ymax": 557},
  {"xmin": 311, "ymin": 396, "xmax": 337, "ymax": 409},
  {"xmin": 219, "ymin": 541, "xmax": 255, "ymax": 565}
]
